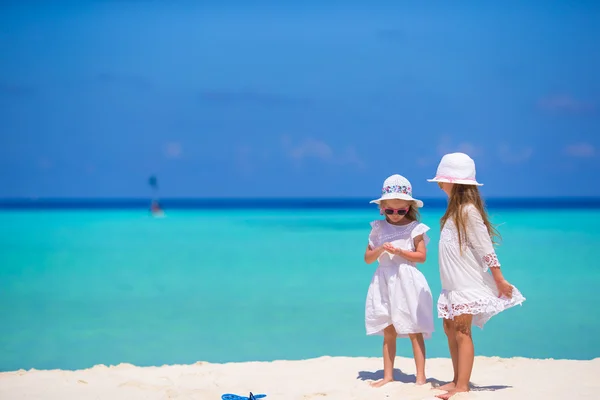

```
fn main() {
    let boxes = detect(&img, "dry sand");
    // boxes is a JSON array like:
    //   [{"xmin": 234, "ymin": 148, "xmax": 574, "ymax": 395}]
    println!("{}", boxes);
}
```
[{"xmin": 1, "ymin": 356, "xmax": 599, "ymax": 399}]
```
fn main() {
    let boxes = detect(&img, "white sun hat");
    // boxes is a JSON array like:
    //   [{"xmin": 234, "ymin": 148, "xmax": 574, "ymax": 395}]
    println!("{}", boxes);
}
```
[
  {"xmin": 370, "ymin": 174, "xmax": 424, "ymax": 208},
  {"xmin": 427, "ymin": 152, "xmax": 483, "ymax": 186}
]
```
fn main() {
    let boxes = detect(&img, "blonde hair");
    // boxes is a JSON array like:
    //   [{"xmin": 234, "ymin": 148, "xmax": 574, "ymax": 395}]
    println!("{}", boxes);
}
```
[
  {"xmin": 380, "ymin": 200, "xmax": 421, "ymax": 222},
  {"xmin": 440, "ymin": 185, "xmax": 500, "ymax": 251}
]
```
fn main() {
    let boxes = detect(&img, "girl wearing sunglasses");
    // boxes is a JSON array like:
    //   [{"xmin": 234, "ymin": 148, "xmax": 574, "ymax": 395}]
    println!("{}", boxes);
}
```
[
  {"xmin": 364, "ymin": 174, "xmax": 434, "ymax": 387},
  {"xmin": 427, "ymin": 153, "xmax": 525, "ymax": 399}
]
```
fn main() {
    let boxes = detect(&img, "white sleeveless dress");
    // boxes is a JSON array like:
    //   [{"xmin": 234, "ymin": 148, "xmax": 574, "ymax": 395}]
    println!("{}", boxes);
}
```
[
  {"xmin": 365, "ymin": 220, "xmax": 435, "ymax": 339},
  {"xmin": 437, "ymin": 204, "xmax": 526, "ymax": 328}
]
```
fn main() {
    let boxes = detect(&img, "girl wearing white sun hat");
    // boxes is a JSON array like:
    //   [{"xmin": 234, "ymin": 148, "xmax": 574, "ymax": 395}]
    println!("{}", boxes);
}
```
[
  {"xmin": 427, "ymin": 152, "xmax": 483, "ymax": 186},
  {"xmin": 364, "ymin": 174, "xmax": 434, "ymax": 388},
  {"xmin": 427, "ymin": 153, "xmax": 526, "ymax": 400}
]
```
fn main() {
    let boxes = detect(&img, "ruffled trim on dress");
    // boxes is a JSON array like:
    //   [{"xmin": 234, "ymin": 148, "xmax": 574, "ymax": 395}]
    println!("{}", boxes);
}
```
[
  {"xmin": 410, "ymin": 223, "xmax": 430, "ymax": 246},
  {"xmin": 368, "ymin": 220, "xmax": 382, "ymax": 248},
  {"xmin": 368, "ymin": 220, "xmax": 430, "ymax": 247},
  {"xmin": 437, "ymin": 287, "xmax": 526, "ymax": 329}
]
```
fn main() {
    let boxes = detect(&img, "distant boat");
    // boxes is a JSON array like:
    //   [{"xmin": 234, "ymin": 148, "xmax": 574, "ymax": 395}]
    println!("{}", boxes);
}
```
[
  {"xmin": 150, "ymin": 199, "xmax": 165, "ymax": 218},
  {"xmin": 148, "ymin": 174, "xmax": 166, "ymax": 217}
]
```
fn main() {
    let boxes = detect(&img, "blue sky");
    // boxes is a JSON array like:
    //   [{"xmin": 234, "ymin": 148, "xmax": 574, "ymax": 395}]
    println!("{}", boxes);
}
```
[{"xmin": 1, "ymin": 1, "xmax": 599, "ymax": 198}]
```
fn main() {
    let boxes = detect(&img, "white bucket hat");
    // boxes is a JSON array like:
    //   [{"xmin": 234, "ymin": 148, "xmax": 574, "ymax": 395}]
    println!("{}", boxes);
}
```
[
  {"xmin": 427, "ymin": 152, "xmax": 483, "ymax": 186},
  {"xmin": 370, "ymin": 174, "xmax": 424, "ymax": 208}
]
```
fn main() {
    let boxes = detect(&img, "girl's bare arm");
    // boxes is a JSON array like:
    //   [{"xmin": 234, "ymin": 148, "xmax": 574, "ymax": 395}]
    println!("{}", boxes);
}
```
[
  {"xmin": 364, "ymin": 244, "xmax": 386, "ymax": 264},
  {"xmin": 393, "ymin": 234, "xmax": 427, "ymax": 263}
]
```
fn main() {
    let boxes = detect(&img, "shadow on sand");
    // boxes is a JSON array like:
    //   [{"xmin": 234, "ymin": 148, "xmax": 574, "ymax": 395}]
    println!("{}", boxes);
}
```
[{"xmin": 357, "ymin": 369, "xmax": 512, "ymax": 392}]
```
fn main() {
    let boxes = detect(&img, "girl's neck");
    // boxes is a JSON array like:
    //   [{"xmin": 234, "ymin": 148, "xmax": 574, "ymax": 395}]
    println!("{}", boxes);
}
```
[{"xmin": 385, "ymin": 217, "xmax": 413, "ymax": 226}]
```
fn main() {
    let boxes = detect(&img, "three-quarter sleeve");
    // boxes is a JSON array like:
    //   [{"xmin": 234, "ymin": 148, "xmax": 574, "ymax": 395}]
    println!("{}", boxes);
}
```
[{"xmin": 465, "ymin": 205, "xmax": 500, "ymax": 272}]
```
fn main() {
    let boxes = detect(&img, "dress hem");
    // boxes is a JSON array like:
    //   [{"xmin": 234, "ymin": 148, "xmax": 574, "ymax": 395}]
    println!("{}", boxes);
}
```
[
  {"xmin": 437, "ymin": 289, "xmax": 526, "ymax": 329},
  {"xmin": 366, "ymin": 324, "xmax": 434, "ymax": 339}
]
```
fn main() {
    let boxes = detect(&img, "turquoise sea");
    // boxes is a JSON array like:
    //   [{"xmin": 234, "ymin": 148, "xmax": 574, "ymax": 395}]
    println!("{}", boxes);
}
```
[{"xmin": 0, "ymin": 205, "xmax": 599, "ymax": 372}]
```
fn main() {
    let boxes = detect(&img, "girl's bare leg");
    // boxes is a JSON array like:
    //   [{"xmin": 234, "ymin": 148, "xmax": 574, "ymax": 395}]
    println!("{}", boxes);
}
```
[
  {"xmin": 409, "ymin": 333, "xmax": 426, "ymax": 385},
  {"xmin": 436, "ymin": 318, "xmax": 459, "ymax": 391},
  {"xmin": 371, "ymin": 325, "xmax": 397, "ymax": 387},
  {"xmin": 436, "ymin": 314, "xmax": 473, "ymax": 399}
]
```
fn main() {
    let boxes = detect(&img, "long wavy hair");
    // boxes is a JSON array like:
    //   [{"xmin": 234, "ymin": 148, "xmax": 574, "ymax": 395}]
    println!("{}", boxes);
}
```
[{"xmin": 440, "ymin": 184, "xmax": 500, "ymax": 251}]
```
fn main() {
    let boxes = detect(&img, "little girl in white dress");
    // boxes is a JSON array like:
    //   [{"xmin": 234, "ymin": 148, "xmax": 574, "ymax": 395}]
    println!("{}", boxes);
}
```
[
  {"xmin": 427, "ymin": 153, "xmax": 526, "ymax": 399},
  {"xmin": 364, "ymin": 174, "xmax": 434, "ymax": 387}
]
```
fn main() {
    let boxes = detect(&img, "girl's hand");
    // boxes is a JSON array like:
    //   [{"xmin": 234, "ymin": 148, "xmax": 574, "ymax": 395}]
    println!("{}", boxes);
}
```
[
  {"xmin": 383, "ymin": 243, "xmax": 403, "ymax": 256},
  {"xmin": 375, "ymin": 245, "xmax": 388, "ymax": 256},
  {"xmin": 382, "ymin": 243, "xmax": 394, "ymax": 253},
  {"xmin": 496, "ymin": 279, "xmax": 514, "ymax": 299}
]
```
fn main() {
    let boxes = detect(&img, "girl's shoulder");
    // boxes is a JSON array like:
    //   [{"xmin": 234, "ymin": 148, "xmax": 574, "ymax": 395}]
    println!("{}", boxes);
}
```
[
  {"xmin": 461, "ymin": 203, "xmax": 483, "ymax": 219},
  {"xmin": 410, "ymin": 221, "xmax": 430, "ymax": 238},
  {"xmin": 368, "ymin": 220, "xmax": 385, "ymax": 246},
  {"xmin": 369, "ymin": 219, "xmax": 384, "ymax": 229},
  {"xmin": 462, "ymin": 203, "xmax": 477, "ymax": 212}
]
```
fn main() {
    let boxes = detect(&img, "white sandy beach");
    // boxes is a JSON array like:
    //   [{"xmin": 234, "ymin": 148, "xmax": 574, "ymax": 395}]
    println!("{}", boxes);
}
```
[{"xmin": 1, "ymin": 356, "xmax": 598, "ymax": 400}]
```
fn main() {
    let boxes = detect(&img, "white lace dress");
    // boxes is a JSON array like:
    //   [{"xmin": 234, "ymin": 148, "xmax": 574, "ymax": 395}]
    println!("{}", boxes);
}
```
[
  {"xmin": 438, "ymin": 204, "xmax": 526, "ymax": 328},
  {"xmin": 365, "ymin": 220, "xmax": 434, "ymax": 339}
]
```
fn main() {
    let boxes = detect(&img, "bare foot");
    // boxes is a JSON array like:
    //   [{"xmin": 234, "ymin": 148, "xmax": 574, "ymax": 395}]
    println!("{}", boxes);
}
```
[
  {"xmin": 435, "ymin": 388, "xmax": 469, "ymax": 399},
  {"xmin": 370, "ymin": 378, "xmax": 393, "ymax": 388},
  {"xmin": 415, "ymin": 376, "xmax": 427, "ymax": 385},
  {"xmin": 435, "ymin": 382, "xmax": 456, "ymax": 391}
]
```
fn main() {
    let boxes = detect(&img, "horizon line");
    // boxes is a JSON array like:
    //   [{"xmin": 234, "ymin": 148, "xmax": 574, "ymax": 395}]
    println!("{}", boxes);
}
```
[
  {"xmin": 1, "ymin": 196, "xmax": 600, "ymax": 210},
  {"xmin": 1, "ymin": 195, "xmax": 600, "ymax": 200}
]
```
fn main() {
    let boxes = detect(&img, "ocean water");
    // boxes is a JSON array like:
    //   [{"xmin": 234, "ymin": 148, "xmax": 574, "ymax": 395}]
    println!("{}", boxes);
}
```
[{"xmin": 0, "ymin": 207, "xmax": 599, "ymax": 371}]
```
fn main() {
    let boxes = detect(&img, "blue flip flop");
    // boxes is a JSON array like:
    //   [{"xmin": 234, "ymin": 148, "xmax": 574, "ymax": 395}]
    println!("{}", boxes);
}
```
[{"xmin": 221, "ymin": 393, "xmax": 266, "ymax": 400}]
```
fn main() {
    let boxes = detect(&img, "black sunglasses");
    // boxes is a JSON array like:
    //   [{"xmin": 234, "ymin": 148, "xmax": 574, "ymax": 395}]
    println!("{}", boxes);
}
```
[{"xmin": 383, "ymin": 207, "xmax": 409, "ymax": 216}]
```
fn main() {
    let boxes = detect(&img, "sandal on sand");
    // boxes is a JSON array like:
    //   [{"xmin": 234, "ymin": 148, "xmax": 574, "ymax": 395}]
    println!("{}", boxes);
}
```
[{"xmin": 221, "ymin": 393, "xmax": 266, "ymax": 400}]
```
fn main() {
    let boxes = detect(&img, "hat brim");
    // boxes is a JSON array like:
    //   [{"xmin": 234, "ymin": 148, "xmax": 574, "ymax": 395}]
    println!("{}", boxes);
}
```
[
  {"xmin": 370, "ymin": 194, "xmax": 424, "ymax": 208},
  {"xmin": 427, "ymin": 178, "xmax": 483, "ymax": 186}
]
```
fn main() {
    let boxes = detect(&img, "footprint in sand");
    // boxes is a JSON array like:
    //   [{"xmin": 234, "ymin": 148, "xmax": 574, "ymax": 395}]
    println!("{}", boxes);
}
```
[
  {"xmin": 303, "ymin": 393, "xmax": 327, "ymax": 399},
  {"xmin": 118, "ymin": 381, "xmax": 171, "ymax": 391},
  {"xmin": 164, "ymin": 388, "xmax": 196, "ymax": 399}
]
